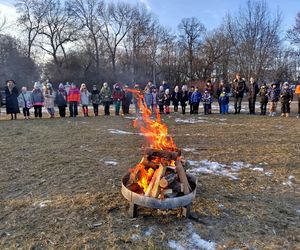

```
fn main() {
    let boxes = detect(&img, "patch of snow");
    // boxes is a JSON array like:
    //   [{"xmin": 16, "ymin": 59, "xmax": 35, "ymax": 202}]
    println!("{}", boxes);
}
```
[
  {"xmin": 168, "ymin": 240, "xmax": 185, "ymax": 250},
  {"xmin": 144, "ymin": 227, "xmax": 154, "ymax": 237},
  {"xmin": 124, "ymin": 116, "xmax": 136, "ymax": 120},
  {"xmin": 265, "ymin": 171, "xmax": 273, "ymax": 177},
  {"xmin": 175, "ymin": 118, "xmax": 206, "ymax": 124},
  {"xmin": 191, "ymin": 232, "xmax": 216, "ymax": 250},
  {"xmin": 104, "ymin": 160, "xmax": 118, "ymax": 166},
  {"xmin": 108, "ymin": 129, "xmax": 137, "ymax": 135},
  {"xmin": 187, "ymin": 160, "xmax": 271, "ymax": 180},
  {"xmin": 252, "ymin": 167, "xmax": 264, "ymax": 172},
  {"xmin": 34, "ymin": 200, "xmax": 52, "ymax": 208},
  {"xmin": 131, "ymin": 234, "xmax": 140, "ymax": 241},
  {"xmin": 282, "ymin": 176, "xmax": 295, "ymax": 187},
  {"xmin": 182, "ymin": 148, "xmax": 196, "ymax": 152},
  {"xmin": 296, "ymin": 210, "xmax": 300, "ymax": 214}
]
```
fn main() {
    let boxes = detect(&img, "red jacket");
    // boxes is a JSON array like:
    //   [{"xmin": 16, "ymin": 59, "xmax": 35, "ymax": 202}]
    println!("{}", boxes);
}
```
[{"xmin": 68, "ymin": 87, "xmax": 80, "ymax": 102}]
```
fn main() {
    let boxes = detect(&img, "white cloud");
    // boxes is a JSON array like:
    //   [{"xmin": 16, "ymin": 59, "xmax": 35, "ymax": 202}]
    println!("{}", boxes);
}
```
[{"xmin": 139, "ymin": 0, "xmax": 151, "ymax": 10}]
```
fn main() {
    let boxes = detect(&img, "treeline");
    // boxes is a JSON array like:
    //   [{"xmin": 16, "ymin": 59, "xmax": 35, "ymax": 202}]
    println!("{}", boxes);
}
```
[{"xmin": 0, "ymin": 0, "xmax": 300, "ymax": 89}]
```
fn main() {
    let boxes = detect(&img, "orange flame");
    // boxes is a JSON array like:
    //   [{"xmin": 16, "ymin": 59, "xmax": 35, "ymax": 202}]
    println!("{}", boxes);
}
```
[{"xmin": 128, "ymin": 88, "xmax": 177, "ymax": 193}]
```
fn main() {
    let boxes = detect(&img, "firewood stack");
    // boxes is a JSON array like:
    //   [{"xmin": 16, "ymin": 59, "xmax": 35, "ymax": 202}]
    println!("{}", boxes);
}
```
[{"xmin": 127, "ymin": 147, "xmax": 192, "ymax": 199}]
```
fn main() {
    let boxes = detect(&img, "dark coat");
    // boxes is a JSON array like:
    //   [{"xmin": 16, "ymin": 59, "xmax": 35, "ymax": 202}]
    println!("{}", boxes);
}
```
[
  {"xmin": 180, "ymin": 91, "xmax": 189, "ymax": 106},
  {"xmin": 247, "ymin": 82, "xmax": 259, "ymax": 99},
  {"xmin": 258, "ymin": 86, "xmax": 269, "ymax": 103},
  {"xmin": 171, "ymin": 91, "xmax": 180, "ymax": 106},
  {"xmin": 232, "ymin": 79, "xmax": 246, "ymax": 98},
  {"xmin": 5, "ymin": 86, "xmax": 20, "ymax": 114},
  {"xmin": 55, "ymin": 89, "xmax": 68, "ymax": 107}
]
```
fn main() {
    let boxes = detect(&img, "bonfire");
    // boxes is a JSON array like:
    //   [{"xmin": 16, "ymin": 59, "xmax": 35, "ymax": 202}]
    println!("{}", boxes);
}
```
[{"xmin": 125, "ymin": 88, "xmax": 193, "ymax": 199}]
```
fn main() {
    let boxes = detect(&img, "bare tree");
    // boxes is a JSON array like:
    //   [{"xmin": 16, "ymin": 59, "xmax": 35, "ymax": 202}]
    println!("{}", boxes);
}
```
[
  {"xmin": 98, "ymin": 1, "xmax": 135, "ymax": 75},
  {"xmin": 225, "ymin": 0, "xmax": 281, "ymax": 81},
  {"xmin": 68, "ymin": 0, "xmax": 104, "ymax": 80},
  {"xmin": 287, "ymin": 12, "xmax": 300, "ymax": 46},
  {"xmin": 15, "ymin": 0, "xmax": 49, "ymax": 58},
  {"xmin": 178, "ymin": 17, "xmax": 206, "ymax": 81},
  {"xmin": 35, "ymin": 0, "xmax": 80, "ymax": 75}
]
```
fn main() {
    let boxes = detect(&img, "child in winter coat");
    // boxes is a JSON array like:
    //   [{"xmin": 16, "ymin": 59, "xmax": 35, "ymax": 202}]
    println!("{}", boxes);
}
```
[
  {"xmin": 188, "ymin": 86, "xmax": 195, "ymax": 114},
  {"xmin": 55, "ymin": 83, "xmax": 68, "ymax": 118},
  {"xmin": 172, "ymin": 86, "xmax": 180, "ymax": 112},
  {"xmin": 100, "ymin": 82, "xmax": 112, "ymax": 116},
  {"xmin": 218, "ymin": 87, "xmax": 229, "ymax": 114},
  {"xmin": 258, "ymin": 83, "xmax": 268, "ymax": 115},
  {"xmin": 112, "ymin": 84, "xmax": 124, "ymax": 116},
  {"xmin": 180, "ymin": 85, "xmax": 189, "ymax": 114},
  {"xmin": 91, "ymin": 85, "xmax": 100, "ymax": 116},
  {"xmin": 44, "ymin": 82, "xmax": 55, "ymax": 118},
  {"xmin": 164, "ymin": 89, "xmax": 171, "ymax": 114},
  {"xmin": 68, "ymin": 83, "xmax": 80, "ymax": 118},
  {"xmin": 80, "ymin": 83, "xmax": 91, "ymax": 117},
  {"xmin": 31, "ymin": 82, "xmax": 44, "ymax": 118},
  {"xmin": 122, "ymin": 85, "xmax": 132, "ymax": 115},
  {"xmin": 268, "ymin": 83, "xmax": 279, "ymax": 116},
  {"xmin": 18, "ymin": 86, "xmax": 32, "ymax": 119},
  {"xmin": 202, "ymin": 89, "xmax": 212, "ymax": 115},
  {"xmin": 280, "ymin": 82, "xmax": 293, "ymax": 117},
  {"xmin": 190, "ymin": 87, "xmax": 201, "ymax": 114},
  {"xmin": 144, "ymin": 87, "xmax": 152, "ymax": 110}
]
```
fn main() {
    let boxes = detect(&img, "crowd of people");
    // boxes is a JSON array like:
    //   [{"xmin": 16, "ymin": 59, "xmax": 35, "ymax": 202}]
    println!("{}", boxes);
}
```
[{"xmin": 1, "ymin": 73, "xmax": 300, "ymax": 120}]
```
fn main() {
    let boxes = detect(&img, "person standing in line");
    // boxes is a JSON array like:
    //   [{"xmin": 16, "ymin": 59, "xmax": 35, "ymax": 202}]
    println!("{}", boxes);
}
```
[
  {"xmin": 180, "ymin": 85, "xmax": 189, "ymax": 115},
  {"xmin": 44, "ymin": 82, "xmax": 56, "ymax": 118},
  {"xmin": 151, "ymin": 87, "xmax": 158, "ymax": 113},
  {"xmin": 100, "ymin": 82, "xmax": 112, "ymax": 116},
  {"xmin": 190, "ymin": 86, "xmax": 202, "ymax": 114},
  {"xmin": 295, "ymin": 83, "xmax": 300, "ymax": 118},
  {"xmin": 91, "ymin": 84, "xmax": 100, "ymax": 116},
  {"xmin": 268, "ymin": 83, "xmax": 279, "ymax": 117},
  {"xmin": 164, "ymin": 88, "xmax": 171, "ymax": 114},
  {"xmin": 202, "ymin": 89, "xmax": 212, "ymax": 115},
  {"xmin": 171, "ymin": 85, "xmax": 180, "ymax": 112},
  {"xmin": 143, "ymin": 87, "xmax": 152, "ymax": 110},
  {"xmin": 18, "ymin": 86, "xmax": 32, "ymax": 119},
  {"xmin": 122, "ymin": 85, "xmax": 132, "ymax": 115},
  {"xmin": 112, "ymin": 83, "xmax": 124, "ymax": 116},
  {"xmin": 258, "ymin": 83, "xmax": 269, "ymax": 115},
  {"xmin": 55, "ymin": 83, "xmax": 67, "ymax": 118},
  {"xmin": 5, "ymin": 80, "xmax": 20, "ymax": 120},
  {"xmin": 232, "ymin": 73, "xmax": 246, "ymax": 114},
  {"xmin": 157, "ymin": 85, "xmax": 165, "ymax": 114},
  {"xmin": 188, "ymin": 86, "xmax": 195, "ymax": 114},
  {"xmin": 218, "ymin": 87, "xmax": 229, "ymax": 114},
  {"xmin": 280, "ymin": 82, "xmax": 293, "ymax": 117},
  {"xmin": 247, "ymin": 77, "xmax": 259, "ymax": 115},
  {"xmin": 31, "ymin": 82, "xmax": 44, "ymax": 118},
  {"xmin": 80, "ymin": 83, "xmax": 91, "ymax": 117},
  {"xmin": 68, "ymin": 83, "xmax": 80, "ymax": 118}
]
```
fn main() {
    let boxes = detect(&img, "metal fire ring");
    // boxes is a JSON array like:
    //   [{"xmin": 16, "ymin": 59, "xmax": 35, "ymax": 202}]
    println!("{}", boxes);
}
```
[{"xmin": 121, "ymin": 172, "xmax": 197, "ymax": 211}]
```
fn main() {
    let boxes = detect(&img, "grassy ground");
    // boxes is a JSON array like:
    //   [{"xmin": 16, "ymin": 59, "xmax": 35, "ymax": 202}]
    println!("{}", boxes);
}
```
[{"xmin": 0, "ymin": 104, "xmax": 299, "ymax": 249}]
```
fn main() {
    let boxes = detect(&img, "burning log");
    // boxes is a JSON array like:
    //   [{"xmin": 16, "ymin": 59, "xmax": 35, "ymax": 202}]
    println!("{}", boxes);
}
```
[
  {"xmin": 175, "ymin": 160, "xmax": 191, "ymax": 195},
  {"xmin": 159, "ymin": 173, "xmax": 178, "ymax": 188},
  {"xmin": 141, "ymin": 158, "xmax": 160, "ymax": 169},
  {"xmin": 151, "ymin": 164, "xmax": 167, "ymax": 198},
  {"xmin": 145, "ymin": 169, "xmax": 158, "ymax": 196},
  {"xmin": 145, "ymin": 148, "xmax": 179, "ymax": 161}
]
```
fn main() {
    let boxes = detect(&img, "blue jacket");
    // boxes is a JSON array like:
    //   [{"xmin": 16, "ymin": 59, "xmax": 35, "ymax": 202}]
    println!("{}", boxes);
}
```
[
  {"xmin": 191, "ymin": 91, "xmax": 202, "ymax": 103},
  {"xmin": 144, "ymin": 92, "xmax": 152, "ymax": 107},
  {"xmin": 218, "ymin": 92, "xmax": 229, "ymax": 104}
]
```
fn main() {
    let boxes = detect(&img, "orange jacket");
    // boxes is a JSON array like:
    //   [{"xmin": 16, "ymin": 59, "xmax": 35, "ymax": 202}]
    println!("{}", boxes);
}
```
[
  {"xmin": 68, "ymin": 88, "xmax": 80, "ymax": 102},
  {"xmin": 295, "ymin": 85, "xmax": 300, "ymax": 96}
]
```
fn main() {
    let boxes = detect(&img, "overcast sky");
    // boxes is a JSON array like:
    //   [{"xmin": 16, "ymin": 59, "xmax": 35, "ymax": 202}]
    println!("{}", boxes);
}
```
[{"xmin": 0, "ymin": 0, "xmax": 299, "ymax": 34}]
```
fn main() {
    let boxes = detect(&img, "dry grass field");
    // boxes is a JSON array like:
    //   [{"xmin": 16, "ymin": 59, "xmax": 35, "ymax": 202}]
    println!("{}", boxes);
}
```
[{"xmin": 0, "ymin": 103, "xmax": 299, "ymax": 249}]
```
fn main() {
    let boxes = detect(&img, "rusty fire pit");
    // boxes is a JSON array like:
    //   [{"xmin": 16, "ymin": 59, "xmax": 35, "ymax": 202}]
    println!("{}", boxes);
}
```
[{"xmin": 121, "ymin": 172, "xmax": 197, "ymax": 218}]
